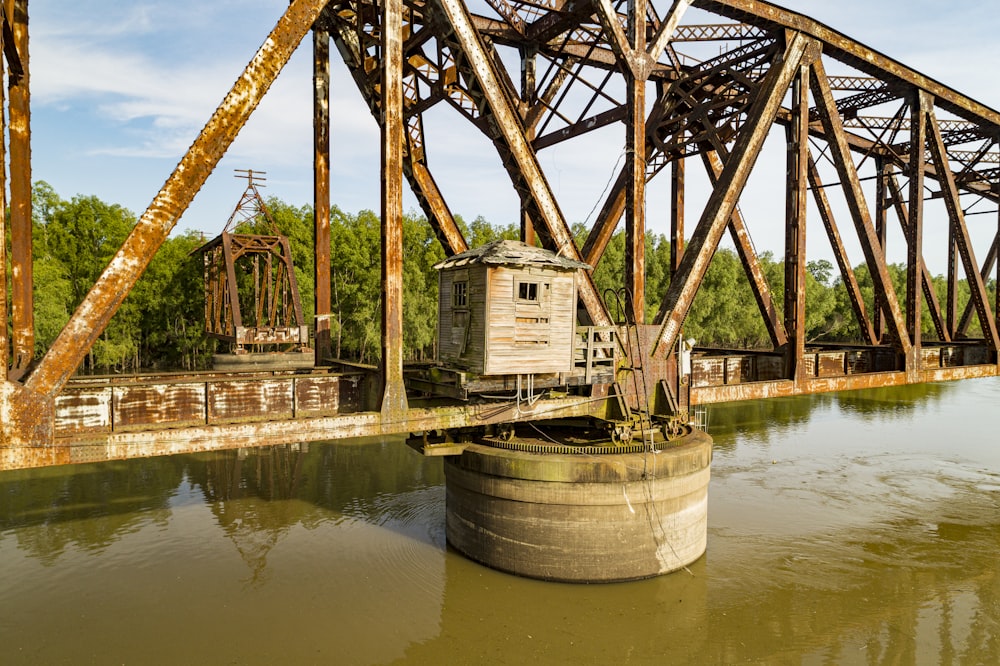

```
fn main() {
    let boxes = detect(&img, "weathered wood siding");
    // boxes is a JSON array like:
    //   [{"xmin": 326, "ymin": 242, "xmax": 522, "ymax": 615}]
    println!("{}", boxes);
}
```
[
  {"xmin": 484, "ymin": 266, "xmax": 577, "ymax": 375},
  {"xmin": 437, "ymin": 266, "xmax": 488, "ymax": 372}
]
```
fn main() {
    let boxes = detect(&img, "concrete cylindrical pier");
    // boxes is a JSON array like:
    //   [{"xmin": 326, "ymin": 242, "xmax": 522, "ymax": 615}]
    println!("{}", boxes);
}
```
[{"xmin": 444, "ymin": 429, "xmax": 712, "ymax": 582}]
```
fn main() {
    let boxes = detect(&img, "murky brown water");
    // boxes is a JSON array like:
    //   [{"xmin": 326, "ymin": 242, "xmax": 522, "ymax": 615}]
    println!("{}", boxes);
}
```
[{"xmin": 2, "ymin": 378, "xmax": 999, "ymax": 664}]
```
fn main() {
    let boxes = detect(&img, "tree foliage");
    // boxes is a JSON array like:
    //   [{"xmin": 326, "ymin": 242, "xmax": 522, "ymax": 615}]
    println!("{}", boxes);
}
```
[{"xmin": 23, "ymin": 181, "xmax": 997, "ymax": 375}]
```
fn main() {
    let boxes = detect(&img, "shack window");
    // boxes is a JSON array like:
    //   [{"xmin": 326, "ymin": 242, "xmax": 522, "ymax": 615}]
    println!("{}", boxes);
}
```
[
  {"xmin": 453, "ymin": 280, "xmax": 468, "ymax": 308},
  {"xmin": 517, "ymin": 281, "xmax": 538, "ymax": 302}
]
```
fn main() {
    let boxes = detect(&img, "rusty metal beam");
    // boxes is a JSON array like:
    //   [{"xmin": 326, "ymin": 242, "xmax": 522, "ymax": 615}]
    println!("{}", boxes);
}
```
[
  {"xmin": 702, "ymin": 149, "xmax": 787, "ymax": 348},
  {"xmin": 695, "ymin": 0, "xmax": 1000, "ymax": 128},
  {"xmin": 873, "ymin": 158, "xmax": 887, "ymax": 343},
  {"xmin": 520, "ymin": 46, "xmax": 537, "ymax": 246},
  {"xmin": 624, "ymin": 0, "xmax": 647, "ymax": 323},
  {"xmin": 314, "ymin": 25, "xmax": 332, "ymax": 364},
  {"xmin": 785, "ymin": 63, "xmax": 808, "ymax": 382},
  {"xmin": 24, "ymin": 0, "xmax": 330, "ymax": 398},
  {"xmin": 810, "ymin": 57, "xmax": 911, "ymax": 355},
  {"xmin": 956, "ymin": 233, "xmax": 998, "ymax": 338},
  {"xmin": 927, "ymin": 106, "xmax": 1000, "ymax": 352},
  {"xmin": 3, "ymin": 393, "xmax": 607, "ymax": 471},
  {"xmin": 884, "ymin": 168, "xmax": 949, "ymax": 342},
  {"xmin": 689, "ymin": 363, "xmax": 999, "ymax": 405},
  {"xmin": 434, "ymin": 0, "xmax": 611, "ymax": 326},
  {"xmin": 583, "ymin": 169, "xmax": 628, "ymax": 269},
  {"xmin": 222, "ymin": 235, "xmax": 243, "ymax": 332},
  {"xmin": 806, "ymin": 153, "xmax": 876, "ymax": 345},
  {"xmin": 407, "ymin": 162, "xmax": 468, "ymax": 255},
  {"xmin": 0, "ymin": 8, "xmax": 7, "ymax": 380},
  {"xmin": 654, "ymin": 32, "xmax": 811, "ymax": 355},
  {"xmin": 381, "ymin": 0, "xmax": 408, "ymax": 419},
  {"xmin": 947, "ymin": 222, "xmax": 958, "ymax": 338},
  {"xmin": 671, "ymin": 153, "xmax": 685, "ymax": 276},
  {"xmin": 326, "ymin": 12, "xmax": 468, "ymax": 257},
  {"xmin": 8, "ymin": 0, "xmax": 30, "ymax": 379},
  {"xmin": 647, "ymin": 1, "xmax": 693, "ymax": 68},
  {"xmin": 905, "ymin": 91, "xmax": 929, "ymax": 373}
]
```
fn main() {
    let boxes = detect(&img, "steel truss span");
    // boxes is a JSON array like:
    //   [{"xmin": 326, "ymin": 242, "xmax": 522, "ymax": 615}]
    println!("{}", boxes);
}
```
[{"xmin": 1, "ymin": 0, "xmax": 998, "ymax": 469}]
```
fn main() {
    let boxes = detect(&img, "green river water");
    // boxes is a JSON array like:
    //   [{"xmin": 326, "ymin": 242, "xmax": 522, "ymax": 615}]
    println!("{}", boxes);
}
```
[{"xmin": 2, "ymin": 377, "xmax": 999, "ymax": 664}]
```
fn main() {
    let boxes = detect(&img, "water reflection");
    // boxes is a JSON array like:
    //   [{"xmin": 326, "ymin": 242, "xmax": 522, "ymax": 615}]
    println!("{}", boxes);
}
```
[
  {"xmin": 0, "ymin": 457, "xmax": 185, "ymax": 564},
  {"xmin": 1, "ymin": 379, "xmax": 998, "ymax": 664}
]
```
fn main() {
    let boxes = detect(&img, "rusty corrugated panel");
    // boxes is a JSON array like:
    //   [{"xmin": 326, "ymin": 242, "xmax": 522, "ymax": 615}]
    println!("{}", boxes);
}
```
[
  {"xmin": 921, "ymin": 347, "xmax": 941, "ymax": 369},
  {"xmin": 803, "ymin": 354, "xmax": 817, "ymax": 377},
  {"xmin": 54, "ymin": 388, "xmax": 112, "ymax": 435},
  {"xmin": 294, "ymin": 375, "xmax": 363, "ymax": 417},
  {"xmin": 692, "ymin": 357, "xmax": 724, "ymax": 388},
  {"xmin": 208, "ymin": 379, "xmax": 294, "ymax": 423},
  {"xmin": 724, "ymin": 356, "xmax": 753, "ymax": 385},
  {"xmin": 113, "ymin": 383, "xmax": 207, "ymax": 431},
  {"xmin": 816, "ymin": 351, "xmax": 846, "ymax": 377}
]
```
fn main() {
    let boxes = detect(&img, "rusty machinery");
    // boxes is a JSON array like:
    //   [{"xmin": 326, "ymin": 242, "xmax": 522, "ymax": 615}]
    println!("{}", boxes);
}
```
[{"xmin": 195, "ymin": 170, "xmax": 309, "ymax": 355}]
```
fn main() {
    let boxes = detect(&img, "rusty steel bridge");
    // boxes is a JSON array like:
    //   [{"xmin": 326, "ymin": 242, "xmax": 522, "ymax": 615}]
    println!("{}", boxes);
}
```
[{"xmin": 1, "ymin": 0, "xmax": 999, "ymax": 470}]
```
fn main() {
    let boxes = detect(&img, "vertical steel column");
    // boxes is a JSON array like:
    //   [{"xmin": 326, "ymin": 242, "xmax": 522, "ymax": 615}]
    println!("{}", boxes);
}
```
[
  {"xmin": 784, "ymin": 62, "xmax": 809, "ymax": 383},
  {"xmin": 519, "ymin": 46, "xmax": 537, "ymax": 246},
  {"xmin": 906, "ymin": 91, "xmax": 929, "ymax": 374},
  {"xmin": 946, "ymin": 224, "xmax": 958, "ymax": 338},
  {"xmin": 0, "ymin": 12, "xmax": 7, "ymax": 380},
  {"xmin": 380, "ymin": 0, "xmax": 407, "ymax": 419},
  {"xmin": 670, "ymin": 152, "xmax": 685, "ymax": 277},
  {"xmin": 313, "ymin": 24, "xmax": 332, "ymax": 365},
  {"xmin": 8, "ymin": 0, "xmax": 31, "ymax": 379},
  {"xmin": 873, "ymin": 157, "xmax": 888, "ymax": 344},
  {"xmin": 624, "ymin": 0, "xmax": 646, "ymax": 324}
]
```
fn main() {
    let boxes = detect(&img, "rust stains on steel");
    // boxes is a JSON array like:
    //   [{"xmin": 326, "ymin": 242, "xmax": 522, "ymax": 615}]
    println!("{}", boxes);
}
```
[
  {"xmin": 313, "ymin": 25, "xmax": 333, "ymax": 364},
  {"xmin": 8, "ymin": 0, "xmax": 32, "ymax": 379},
  {"xmin": 654, "ymin": 32, "xmax": 812, "ymax": 356},
  {"xmin": 690, "ymin": 362, "xmax": 1000, "ymax": 405},
  {"xmin": 696, "ymin": 0, "xmax": 1000, "ymax": 127},
  {"xmin": 2, "ymin": 393, "xmax": 605, "ymax": 471},
  {"xmin": 24, "ymin": 0, "xmax": 331, "ymax": 398},
  {"xmin": 380, "ymin": 0, "xmax": 408, "ymax": 421}
]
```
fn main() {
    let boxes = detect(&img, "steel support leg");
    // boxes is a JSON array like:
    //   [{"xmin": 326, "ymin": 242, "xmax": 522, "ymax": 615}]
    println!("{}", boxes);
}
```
[
  {"xmin": 314, "ymin": 24, "xmax": 332, "ymax": 365},
  {"xmin": 380, "ymin": 0, "xmax": 408, "ymax": 420}
]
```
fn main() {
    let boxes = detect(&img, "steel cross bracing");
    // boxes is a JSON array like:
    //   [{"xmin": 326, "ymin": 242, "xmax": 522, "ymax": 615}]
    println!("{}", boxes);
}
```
[{"xmin": 2, "ymin": 0, "xmax": 1000, "ymax": 469}]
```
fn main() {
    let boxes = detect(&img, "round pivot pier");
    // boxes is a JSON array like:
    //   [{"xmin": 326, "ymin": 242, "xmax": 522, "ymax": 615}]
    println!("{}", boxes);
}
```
[{"xmin": 444, "ymin": 428, "xmax": 712, "ymax": 583}]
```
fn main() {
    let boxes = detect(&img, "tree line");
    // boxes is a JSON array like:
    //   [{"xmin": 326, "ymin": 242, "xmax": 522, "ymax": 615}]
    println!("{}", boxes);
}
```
[{"xmin": 23, "ymin": 182, "xmax": 994, "ymax": 374}]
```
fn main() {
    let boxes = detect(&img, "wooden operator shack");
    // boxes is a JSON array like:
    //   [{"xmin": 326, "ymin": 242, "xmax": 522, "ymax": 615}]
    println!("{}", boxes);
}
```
[{"xmin": 435, "ymin": 240, "xmax": 590, "ymax": 377}]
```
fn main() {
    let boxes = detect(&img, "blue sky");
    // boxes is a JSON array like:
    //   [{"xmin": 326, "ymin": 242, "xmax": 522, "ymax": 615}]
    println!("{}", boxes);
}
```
[{"xmin": 29, "ymin": 1, "xmax": 1000, "ymax": 271}]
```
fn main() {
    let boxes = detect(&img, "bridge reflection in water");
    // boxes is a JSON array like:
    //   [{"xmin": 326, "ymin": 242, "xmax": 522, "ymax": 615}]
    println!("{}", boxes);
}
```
[{"xmin": 2, "ymin": 378, "xmax": 998, "ymax": 663}]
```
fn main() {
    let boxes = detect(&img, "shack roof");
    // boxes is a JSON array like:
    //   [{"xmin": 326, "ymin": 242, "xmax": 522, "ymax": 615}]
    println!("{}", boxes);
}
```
[{"xmin": 434, "ymin": 239, "xmax": 591, "ymax": 272}]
